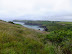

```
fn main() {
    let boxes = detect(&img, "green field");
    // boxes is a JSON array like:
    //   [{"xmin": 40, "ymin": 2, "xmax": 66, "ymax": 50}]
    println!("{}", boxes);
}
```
[
  {"xmin": 0, "ymin": 20, "xmax": 72, "ymax": 54},
  {"xmin": 57, "ymin": 22, "xmax": 72, "ymax": 24}
]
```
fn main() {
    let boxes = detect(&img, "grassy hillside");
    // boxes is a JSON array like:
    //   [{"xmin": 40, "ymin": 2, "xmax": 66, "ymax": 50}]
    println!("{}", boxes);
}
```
[
  {"xmin": 0, "ymin": 20, "xmax": 52, "ymax": 54},
  {"xmin": 0, "ymin": 20, "xmax": 72, "ymax": 54}
]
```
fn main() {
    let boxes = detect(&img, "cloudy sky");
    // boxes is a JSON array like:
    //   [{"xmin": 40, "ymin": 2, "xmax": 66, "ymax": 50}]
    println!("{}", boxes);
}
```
[{"xmin": 0, "ymin": 0, "xmax": 72, "ymax": 21}]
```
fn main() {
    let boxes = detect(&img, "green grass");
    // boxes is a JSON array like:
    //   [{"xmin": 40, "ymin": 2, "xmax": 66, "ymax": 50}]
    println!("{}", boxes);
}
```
[
  {"xmin": 0, "ymin": 20, "xmax": 72, "ymax": 54},
  {"xmin": 57, "ymin": 22, "xmax": 72, "ymax": 24},
  {"xmin": 15, "ymin": 24, "xmax": 22, "ymax": 26},
  {"xmin": 0, "ymin": 21, "xmax": 51, "ymax": 54}
]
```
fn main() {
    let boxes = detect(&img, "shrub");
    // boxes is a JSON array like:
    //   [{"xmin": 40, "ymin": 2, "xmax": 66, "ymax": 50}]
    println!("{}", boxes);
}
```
[{"xmin": 8, "ymin": 21, "xmax": 14, "ymax": 24}]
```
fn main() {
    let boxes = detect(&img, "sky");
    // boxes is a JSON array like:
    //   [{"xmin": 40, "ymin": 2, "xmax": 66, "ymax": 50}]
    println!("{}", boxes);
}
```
[{"xmin": 0, "ymin": 0, "xmax": 72, "ymax": 21}]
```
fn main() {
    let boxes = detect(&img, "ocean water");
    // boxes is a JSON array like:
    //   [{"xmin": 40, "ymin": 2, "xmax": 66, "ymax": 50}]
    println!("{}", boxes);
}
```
[{"xmin": 14, "ymin": 22, "xmax": 44, "ymax": 31}]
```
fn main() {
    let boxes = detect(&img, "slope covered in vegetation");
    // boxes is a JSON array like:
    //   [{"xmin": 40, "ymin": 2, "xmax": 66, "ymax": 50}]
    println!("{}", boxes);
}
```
[
  {"xmin": 0, "ymin": 20, "xmax": 51, "ymax": 54},
  {"xmin": 0, "ymin": 20, "xmax": 72, "ymax": 54}
]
